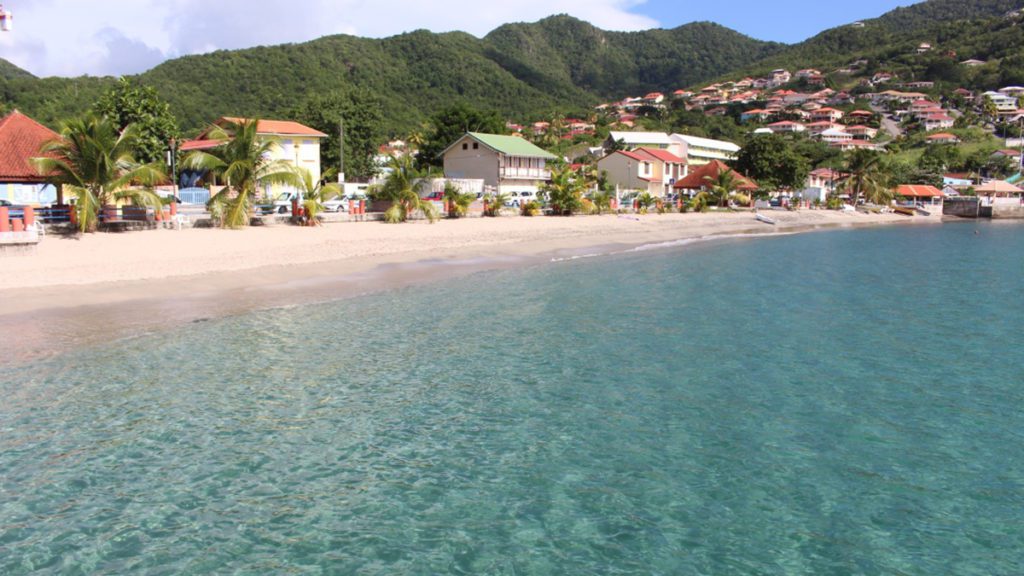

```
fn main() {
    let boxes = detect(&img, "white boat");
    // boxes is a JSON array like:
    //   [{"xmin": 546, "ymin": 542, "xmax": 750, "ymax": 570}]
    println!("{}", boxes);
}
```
[{"xmin": 755, "ymin": 212, "xmax": 776, "ymax": 225}]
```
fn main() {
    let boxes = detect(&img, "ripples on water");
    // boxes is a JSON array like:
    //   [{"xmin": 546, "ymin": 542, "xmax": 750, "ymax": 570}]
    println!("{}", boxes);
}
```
[{"xmin": 1, "ymin": 223, "xmax": 1023, "ymax": 574}]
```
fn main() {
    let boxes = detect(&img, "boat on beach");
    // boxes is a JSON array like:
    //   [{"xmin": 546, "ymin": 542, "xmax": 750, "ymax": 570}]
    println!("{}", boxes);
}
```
[{"xmin": 755, "ymin": 212, "xmax": 776, "ymax": 225}]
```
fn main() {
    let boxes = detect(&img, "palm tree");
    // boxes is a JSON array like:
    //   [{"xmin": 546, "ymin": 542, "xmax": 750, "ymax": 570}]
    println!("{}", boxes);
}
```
[
  {"xmin": 32, "ymin": 115, "xmax": 167, "ymax": 233},
  {"xmin": 839, "ymin": 149, "xmax": 886, "ymax": 206},
  {"xmin": 703, "ymin": 168, "xmax": 740, "ymax": 208},
  {"xmin": 541, "ymin": 162, "xmax": 584, "ymax": 215},
  {"xmin": 589, "ymin": 189, "xmax": 613, "ymax": 214},
  {"xmin": 442, "ymin": 181, "xmax": 475, "ymax": 218},
  {"xmin": 296, "ymin": 167, "xmax": 342, "ymax": 226},
  {"xmin": 375, "ymin": 154, "xmax": 438, "ymax": 223},
  {"xmin": 182, "ymin": 118, "xmax": 300, "ymax": 229}
]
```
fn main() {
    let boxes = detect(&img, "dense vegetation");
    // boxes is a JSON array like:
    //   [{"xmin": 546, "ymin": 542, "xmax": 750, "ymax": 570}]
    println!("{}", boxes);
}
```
[{"xmin": 0, "ymin": 15, "xmax": 780, "ymax": 135}]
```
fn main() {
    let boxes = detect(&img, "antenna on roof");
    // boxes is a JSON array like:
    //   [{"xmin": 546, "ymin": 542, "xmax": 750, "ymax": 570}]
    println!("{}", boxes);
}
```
[{"xmin": 0, "ymin": 5, "xmax": 12, "ymax": 32}]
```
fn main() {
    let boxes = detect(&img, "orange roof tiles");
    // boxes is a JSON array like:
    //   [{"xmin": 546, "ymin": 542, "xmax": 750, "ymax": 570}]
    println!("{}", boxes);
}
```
[{"xmin": 0, "ymin": 110, "xmax": 59, "ymax": 182}]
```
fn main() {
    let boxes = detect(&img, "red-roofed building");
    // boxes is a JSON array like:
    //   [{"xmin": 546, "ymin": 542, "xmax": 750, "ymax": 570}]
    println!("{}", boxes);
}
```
[
  {"xmin": 0, "ymin": 110, "xmax": 61, "ymax": 206},
  {"xmin": 810, "ymin": 107, "xmax": 845, "ymax": 123},
  {"xmin": 596, "ymin": 149, "xmax": 664, "ymax": 197},
  {"xmin": 633, "ymin": 147, "xmax": 688, "ymax": 195},
  {"xmin": 896, "ymin": 184, "xmax": 944, "ymax": 205},
  {"xmin": 766, "ymin": 120, "xmax": 806, "ymax": 133},
  {"xmin": 180, "ymin": 117, "xmax": 328, "ymax": 198},
  {"xmin": 926, "ymin": 133, "xmax": 960, "ymax": 144},
  {"xmin": 673, "ymin": 160, "xmax": 757, "ymax": 195},
  {"xmin": 922, "ymin": 114, "xmax": 955, "ymax": 131}
]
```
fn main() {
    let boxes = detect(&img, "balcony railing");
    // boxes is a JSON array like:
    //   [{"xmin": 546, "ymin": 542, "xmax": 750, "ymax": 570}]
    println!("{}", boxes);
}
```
[{"xmin": 500, "ymin": 167, "xmax": 551, "ymax": 180}]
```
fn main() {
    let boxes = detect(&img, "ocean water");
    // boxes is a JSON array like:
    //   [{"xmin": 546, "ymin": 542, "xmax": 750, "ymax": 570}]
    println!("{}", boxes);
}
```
[{"xmin": 1, "ymin": 222, "xmax": 1023, "ymax": 574}]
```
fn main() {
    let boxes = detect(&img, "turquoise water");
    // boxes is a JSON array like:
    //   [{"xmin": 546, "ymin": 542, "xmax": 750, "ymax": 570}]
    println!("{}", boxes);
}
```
[{"xmin": 2, "ymin": 222, "xmax": 1023, "ymax": 574}]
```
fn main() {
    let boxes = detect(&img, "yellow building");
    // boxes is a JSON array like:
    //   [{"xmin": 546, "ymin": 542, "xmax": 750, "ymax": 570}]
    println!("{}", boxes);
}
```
[{"xmin": 181, "ymin": 117, "xmax": 327, "ymax": 200}]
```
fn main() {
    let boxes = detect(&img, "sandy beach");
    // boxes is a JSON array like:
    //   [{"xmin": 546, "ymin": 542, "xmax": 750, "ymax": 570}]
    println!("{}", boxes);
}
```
[{"xmin": 0, "ymin": 210, "xmax": 939, "ymax": 364}]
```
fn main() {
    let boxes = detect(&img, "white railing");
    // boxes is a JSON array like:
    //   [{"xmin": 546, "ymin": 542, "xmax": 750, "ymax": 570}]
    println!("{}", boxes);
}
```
[{"xmin": 500, "ymin": 167, "xmax": 551, "ymax": 180}]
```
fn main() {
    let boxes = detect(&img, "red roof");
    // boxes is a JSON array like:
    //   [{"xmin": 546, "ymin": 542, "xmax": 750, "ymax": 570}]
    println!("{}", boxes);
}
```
[
  {"xmin": 927, "ymin": 133, "xmax": 958, "ymax": 140},
  {"xmin": 179, "ymin": 139, "xmax": 226, "ymax": 151},
  {"xmin": 0, "ymin": 110, "xmax": 60, "ymax": 182},
  {"xmin": 848, "ymin": 110, "xmax": 873, "ymax": 116},
  {"xmin": 210, "ymin": 117, "xmax": 327, "ymax": 138},
  {"xmin": 673, "ymin": 160, "xmax": 757, "ymax": 191},
  {"xmin": 896, "ymin": 184, "xmax": 944, "ymax": 198},
  {"xmin": 634, "ymin": 147, "xmax": 686, "ymax": 164}
]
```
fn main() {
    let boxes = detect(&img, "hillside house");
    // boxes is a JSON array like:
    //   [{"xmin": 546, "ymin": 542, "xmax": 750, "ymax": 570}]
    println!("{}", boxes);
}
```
[
  {"xmin": 923, "ymin": 114, "xmax": 955, "ymax": 131},
  {"xmin": 442, "ymin": 132, "xmax": 556, "ymax": 195},
  {"xmin": 766, "ymin": 121, "xmax": 806, "ymax": 133},
  {"xmin": 927, "ymin": 133, "xmax": 961, "ymax": 144},
  {"xmin": 846, "ymin": 125, "xmax": 879, "ymax": 140},
  {"xmin": 810, "ymin": 107, "xmax": 844, "ymax": 122}
]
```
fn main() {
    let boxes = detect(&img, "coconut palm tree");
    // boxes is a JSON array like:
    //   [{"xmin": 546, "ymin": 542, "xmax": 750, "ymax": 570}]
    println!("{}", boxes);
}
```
[
  {"xmin": 702, "ymin": 168, "xmax": 740, "ymax": 208},
  {"xmin": 32, "ymin": 115, "xmax": 167, "ymax": 233},
  {"xmin": 375, "ymin": 154, "xmax": 438, "ymax": 223},
  {"xmin": 296, "ymin": 167, "xmax": 342, "ymax": 226},
  {"xmin": 182, "ymin": 118, "xmax": 300, "ymax": 229},
  {"xmin": 839, "ymin": 149, "xmax": 886, "ymax": 206},
  {"xmin": 541, "ymin": 162, "xmax": 584, "ymax": 215}
]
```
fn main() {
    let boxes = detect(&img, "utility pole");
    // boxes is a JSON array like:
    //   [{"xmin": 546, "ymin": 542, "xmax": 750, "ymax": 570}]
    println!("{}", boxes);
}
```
[{"xmin": 338, "ymin": 118, "xmax": 345, "ymax": 184}]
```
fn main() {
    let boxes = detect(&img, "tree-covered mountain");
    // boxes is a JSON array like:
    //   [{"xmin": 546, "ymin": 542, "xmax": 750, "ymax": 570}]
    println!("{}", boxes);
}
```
[
  {"xmin": 4, "ymin": 0, "xmax": 1024, "ymax": 136},
  {"xmin": 0, "ymin": 15, "xmax": 781, "ymax": 134},
  {"xmin": 724, "ymin": 0, "xmax": 1024, "ymax": 87},
  {"xmin": 0, "ymin": 58, "xmax": 32, "ymax": 80},
  {"xmin": 483, "ymin": 16, "xmax": 782, "ymax": 100}
]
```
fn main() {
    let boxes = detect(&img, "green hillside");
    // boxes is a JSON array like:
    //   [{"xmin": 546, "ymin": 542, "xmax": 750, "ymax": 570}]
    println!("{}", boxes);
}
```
[
  {"xmin": 0, "ymin": 15, "xmax": 780, "ymax": 134},
  {"xmin": 0, "ymin": 58, "xmax": 32, "ymax": 80},
  {"xmin": 726, "ymin": 0, "xmax": 1024, "ymax": 88}
]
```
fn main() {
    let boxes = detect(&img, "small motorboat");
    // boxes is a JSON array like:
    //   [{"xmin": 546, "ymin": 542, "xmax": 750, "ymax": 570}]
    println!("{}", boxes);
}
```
[
  {"xmin": 755, "ymin": 212, "xmax": 776, "ymax": 225},
  {"xmin": 893, "ymin": 206, "xmax": 915, "ymax": 216}
]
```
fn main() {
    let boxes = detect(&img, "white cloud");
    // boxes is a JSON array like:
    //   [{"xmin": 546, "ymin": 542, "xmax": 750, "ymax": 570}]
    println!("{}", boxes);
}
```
[{"xmin": 0, "ymin": 0, "xmax": 658, "ymax": 77}]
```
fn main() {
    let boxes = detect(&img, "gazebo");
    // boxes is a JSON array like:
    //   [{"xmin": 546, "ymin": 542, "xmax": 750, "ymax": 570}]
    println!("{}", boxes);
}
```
[
  {"xmin": 974, "ymin": 180, "xmax": 1022, "ymax": 197},
  {"xmin": 672, "ymin": 160, "xmax": 758, "ymax": 196}
]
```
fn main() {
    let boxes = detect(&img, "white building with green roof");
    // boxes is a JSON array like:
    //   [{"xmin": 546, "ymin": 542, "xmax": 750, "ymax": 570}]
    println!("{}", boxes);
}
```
[{"xmin": 442, "ymin": 132, "xmax": 557, "ymax": 194}]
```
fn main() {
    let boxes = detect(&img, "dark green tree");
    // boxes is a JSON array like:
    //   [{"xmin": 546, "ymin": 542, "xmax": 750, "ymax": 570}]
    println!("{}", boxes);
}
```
[
  {"xmin": 417, "ymin": 103, "xmax": 505, "ymax": 169},
  {"xmin": 289, "ymin": 88, "xmax": 384, "ymax": 182},
  {"xmin": 94, "ymin": 77, "xmax": 179, "ymax": 165},
  {"xmin": 733, "ymin": 133, "xmax": 809, "ymax": 192}
]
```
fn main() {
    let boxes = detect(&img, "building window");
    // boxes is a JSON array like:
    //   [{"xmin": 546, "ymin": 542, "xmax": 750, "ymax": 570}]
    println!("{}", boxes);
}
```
[
  {"xmin": 462, "ymin": 143, "xmax": 468, "ymax": 150},
  {"xmin": 473, "ymin": 142, "xmax": 479, "ymax": 150}
]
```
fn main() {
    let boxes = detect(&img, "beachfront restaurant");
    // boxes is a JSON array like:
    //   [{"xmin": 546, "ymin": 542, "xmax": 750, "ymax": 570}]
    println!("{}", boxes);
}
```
[{"xmin": 895, "ymin": 184, "xmax": 944, "ymax": 207}]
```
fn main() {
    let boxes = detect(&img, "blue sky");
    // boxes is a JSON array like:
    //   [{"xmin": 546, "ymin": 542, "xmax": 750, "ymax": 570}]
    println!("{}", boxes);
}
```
[
  {"xmin": 636, "ymin": 0, "xmax": 918, "ymax": 42},
  {"xmin": 1, "ymin": 0, "xmax": 923, "ymax": 77}
]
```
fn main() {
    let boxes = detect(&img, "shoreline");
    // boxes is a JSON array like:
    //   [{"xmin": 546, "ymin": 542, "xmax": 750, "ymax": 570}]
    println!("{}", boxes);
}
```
[{"xmin": 0, "ymin": 210, "xmax": 941, "ymax": 366}]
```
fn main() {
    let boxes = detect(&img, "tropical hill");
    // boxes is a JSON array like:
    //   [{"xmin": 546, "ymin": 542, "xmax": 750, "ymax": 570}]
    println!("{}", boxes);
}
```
[
  {"xmin": 0, "ymin": 15, "xmax": 780, "ymax": 133},
  {"xmin": 724, "ymin": 0, "xmax": 1024, "ymax": 89},
  {"xmin": 4, "ymin": 0, "xmax": 1024, "ymax": 135}
]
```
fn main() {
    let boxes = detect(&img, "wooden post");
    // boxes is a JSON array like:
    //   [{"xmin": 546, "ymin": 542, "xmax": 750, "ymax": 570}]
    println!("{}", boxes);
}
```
[
  {"xmin": 11, "ymin": 218, "xmax": 24, "ymax": 232},
  {"xmin": 359, "ymin": 200, "xmax": 365, "ymax": 215},
  {"xmin": 0, "ymin": 207, "xmax": 8, "ymax": 232},
  {"xmin": 69, "ymin": 206, "xmax": 77, "ymax": 227},
  {"xmin": 169, "ymin": 201, "xmax": 177, "ymax": 216},
  {"xmin": 23, "ymin": 206, "xmax": 34, "ymax": 228},
  {"xmin": 291, "ymin": 198, "xmax": 299, "ymax": 216},
  {"xmin": 483, "ymin": 200, "xmax": 489, "ymax": 215}
]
